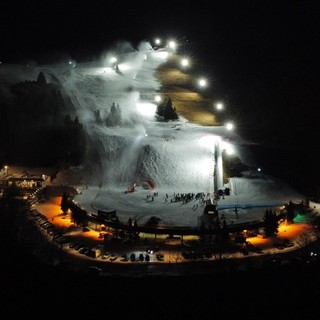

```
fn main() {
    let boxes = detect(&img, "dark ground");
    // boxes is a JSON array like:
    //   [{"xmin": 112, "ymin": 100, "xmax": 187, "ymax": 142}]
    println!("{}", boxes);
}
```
[{"xmin": 1, "ymin": 238, "xmax": 320, "ymax": 319}]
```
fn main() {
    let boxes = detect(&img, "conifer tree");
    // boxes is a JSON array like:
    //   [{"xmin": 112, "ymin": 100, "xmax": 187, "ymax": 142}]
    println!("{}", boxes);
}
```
[
  {"xmin": 61, "ymin": 192, "xmax": 69, "ymax": 214},
  {"xmin": 286, "ymin": 200, "xmax": 295, "ymax": 222},
  {"xmin": 37, "ymin": 71, "xmax": 47, "ymax": 85},
  {"xmin": 163, "ymin": 97, "xmax": 179, "ymax": 120},
  {"xmin": 115, "ymin": 104, "xmax": 122, "ymax": 125},
  {"xmin": 263, "ymin": 209, "xmax": 279, "ymax": 237},
  {"xmin": 156, "ymin": 100, "xmax": 166, "ymax": 117},
  {"xmin": 156, "ymin": 97, "xmax": 178, "ymax": 120},
  {"xmin": 106, "ymin": 102, "xmax": 122, "ymax": 126}
]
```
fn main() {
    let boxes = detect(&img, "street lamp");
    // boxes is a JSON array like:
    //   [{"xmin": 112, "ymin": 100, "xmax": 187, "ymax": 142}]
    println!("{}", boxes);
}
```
[
  {"xmin": 154, "ymin": 38, "xmax": 161, "ymax": 46},
  {"xmin": 216, "ymin": 102, "xmax": 223, "ymax": 111},
  {"xmin": 155, "ymin": 95, "xmax": 161, "ymax": 103},
  {"xmin": 4, "ymin": 165, "xmax": 8, "ymax": 176},
  {"xmin": 109, "ymin": 56, "xmax": 117, "ymax": 65},
  {"xmin": 168, "ymin": 40, "xmax": 176, "ymax": 51},
  {"xmin": 181, "ymin": 58, "xmax": 189, "ymax": 68},
  {"xmin": 226, "ymin": 122, "xmax": 234, "ymax": 131},
  {"xmin": 198, "ymin": 78, "xmax": 207, "ymax": 88}
]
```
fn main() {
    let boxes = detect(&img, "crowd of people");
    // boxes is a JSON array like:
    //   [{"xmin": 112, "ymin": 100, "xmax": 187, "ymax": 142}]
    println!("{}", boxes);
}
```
[{"xmin": 144, "ymin": 188, "xmax": 231, "ymax": 210}]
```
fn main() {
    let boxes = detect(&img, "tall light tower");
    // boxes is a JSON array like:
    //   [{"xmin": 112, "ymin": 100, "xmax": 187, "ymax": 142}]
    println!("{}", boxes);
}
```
[
  {"xmin": 214, "ymin": 139, "xmax": 223, "ymax": 192},
  {"xmin": 213, "ymin": 122, "xmax": 235, "ymax": 192}
]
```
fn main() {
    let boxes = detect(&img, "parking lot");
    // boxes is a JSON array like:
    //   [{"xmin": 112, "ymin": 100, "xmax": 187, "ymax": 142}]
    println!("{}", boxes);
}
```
[{"xmin": 28, "ymin": 193, "xmax": 319, "ymax": 276}]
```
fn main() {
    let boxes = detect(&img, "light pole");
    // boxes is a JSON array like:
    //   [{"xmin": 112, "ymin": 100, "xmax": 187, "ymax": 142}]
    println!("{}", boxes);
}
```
[
  {"xmin": 215, "ymin": 102, "xmax": 223, "ymax": 111},
  {"xmin": 214, "ymin": 140, "xmax": 223, "ymax": 192},
  {"xmin": 4, "ymin": 165, "xmax": 8, "ymax": 176}
]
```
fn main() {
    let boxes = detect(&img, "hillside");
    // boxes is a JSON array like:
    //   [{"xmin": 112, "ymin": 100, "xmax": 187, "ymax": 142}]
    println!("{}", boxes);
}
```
[{"xmin": 155, "ymin": 53, "xmax": 220, "ymax": 126}]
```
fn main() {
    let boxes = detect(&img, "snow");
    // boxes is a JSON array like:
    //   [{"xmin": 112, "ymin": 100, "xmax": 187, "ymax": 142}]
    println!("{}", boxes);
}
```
[
  {"xmin": 1, "ymin": 40, "xmax": 305, "ymax": 228},
  {"xmin": 70, "ymin": 170, "xmax": 303, "ymax": 228}
]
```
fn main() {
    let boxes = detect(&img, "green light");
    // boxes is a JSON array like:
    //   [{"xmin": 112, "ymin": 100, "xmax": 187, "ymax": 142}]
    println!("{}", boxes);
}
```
[{"xmin": 293, "ymin": 214, "xmax": 309, "ymax": 223}]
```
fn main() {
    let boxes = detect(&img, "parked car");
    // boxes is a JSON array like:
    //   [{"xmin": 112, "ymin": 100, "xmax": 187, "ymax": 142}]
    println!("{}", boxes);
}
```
[
  {"xmin": 74, "ymin": 243, "xmax": 85, "ymax": 250},
  {"xmin": 120, "ymin": 254, "xmax": 128, "ymax": 261},
  {"xmin": 130, "ymin": 253, "xmax": 136, "ymax": 261},
  {"xmin": 273, "ymin": 242, "xmax": 285, "ymax": 250},
  {"xmin": 156, "ymin": 253, "xmax": 164, "ymax": 261},
  {"xmin": 109, "ymin": 253, "xmax": 118, "ymax": 261},
  {"xmin": 139, "ymin": 253, "xmax": 144, "ymax": 261},
  {"xmin": 69, "ymin": 242, "xmax": 78, "ymax": 249},
  {"xmin": 55, "ymin": 236, "xmax": 69, "ymax": 245},
  {"xmin": 79, "ymin": 247, "xmax": 90, "ymax": 255}
]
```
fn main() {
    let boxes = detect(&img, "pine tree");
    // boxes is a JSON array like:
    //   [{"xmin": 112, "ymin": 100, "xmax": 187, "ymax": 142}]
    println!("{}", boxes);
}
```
[
  {"xmin": 115, "ymin": 104, "xmax": 122, "ymax": 125},
  {"xmin": 156, "ymin": 100, "xmax": 166, "ymax": 117},
  {"xmin": 106, "ymin": 102, "xmax": 121, "ymax": 126},
  {"xmin": 156, "ymin": 97, "xmax": 178, "ymax": 120},
  {"xmin": 94, "ymin": 109, "xmax": 102, "ymax": 123},
  {"xmin": 163, "ymin": 97, "xmax": 179, "ymax": 120},
  {"xmin": 263, "ymin": 209, "xmax": 279, "ymax": 237},
  {"xmin": 37, "ymin": 71, "xmax": 47, "ymax": 85},
  {"xmin": 286, "ymin": 200, "xmax": 295, "ymax": 222},
  {"xmin": 61, "ymin": 192, "xmax": 69, "ymax": 214}
]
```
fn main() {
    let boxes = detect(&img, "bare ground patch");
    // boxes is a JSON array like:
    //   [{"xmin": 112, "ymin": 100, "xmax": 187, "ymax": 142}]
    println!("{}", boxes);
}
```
[{"xmin": 155, "ymin": 54, "xmax": 220, "ymax": 126}]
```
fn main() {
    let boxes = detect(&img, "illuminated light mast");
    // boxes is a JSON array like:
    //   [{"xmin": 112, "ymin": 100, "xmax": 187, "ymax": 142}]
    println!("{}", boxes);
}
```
[{"xmin": 214, "ymin": 139, "xmax": 224, "ymax": 191}]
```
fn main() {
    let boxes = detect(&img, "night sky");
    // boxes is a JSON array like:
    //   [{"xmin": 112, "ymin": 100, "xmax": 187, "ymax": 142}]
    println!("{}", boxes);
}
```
[
  {"xmin": 2, "ymin": 1, "xmax": 318, "ymax": 65},
  {"xmin": 1, "ymin": 0, "xmax": 320, "ymax": 195}
]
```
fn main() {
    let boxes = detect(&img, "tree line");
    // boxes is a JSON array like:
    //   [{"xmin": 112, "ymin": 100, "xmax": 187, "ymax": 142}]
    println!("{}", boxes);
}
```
[
  {"xmin": 93, "ymin": 96, "xmax": 179, "ymax": 128},
  {"xmin": 0, "ymin": 72, "xmax": 87, "ymax": 166}
]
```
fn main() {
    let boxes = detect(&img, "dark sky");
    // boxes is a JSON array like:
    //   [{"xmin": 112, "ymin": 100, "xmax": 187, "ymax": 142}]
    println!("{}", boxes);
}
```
[
  {"xmin": 1, "ymin": 1, "xmax": 318, "ymax": 86},
  {"xmin": 1, "ymin": 1, "xmax": 318, "ymax": 63},
  {"xmin": 1, "ymin": 0, "xmax": 318, "ymax": 104},
  {"xmin": 1, "ymin": 0, "xmax": 320, "ymax": 194}
]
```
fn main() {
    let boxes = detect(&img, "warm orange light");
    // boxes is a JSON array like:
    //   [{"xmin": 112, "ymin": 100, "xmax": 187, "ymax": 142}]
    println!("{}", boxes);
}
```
[{"xmin": 35, "ymin": 196, "xmax": 72, "ymax": 228}]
